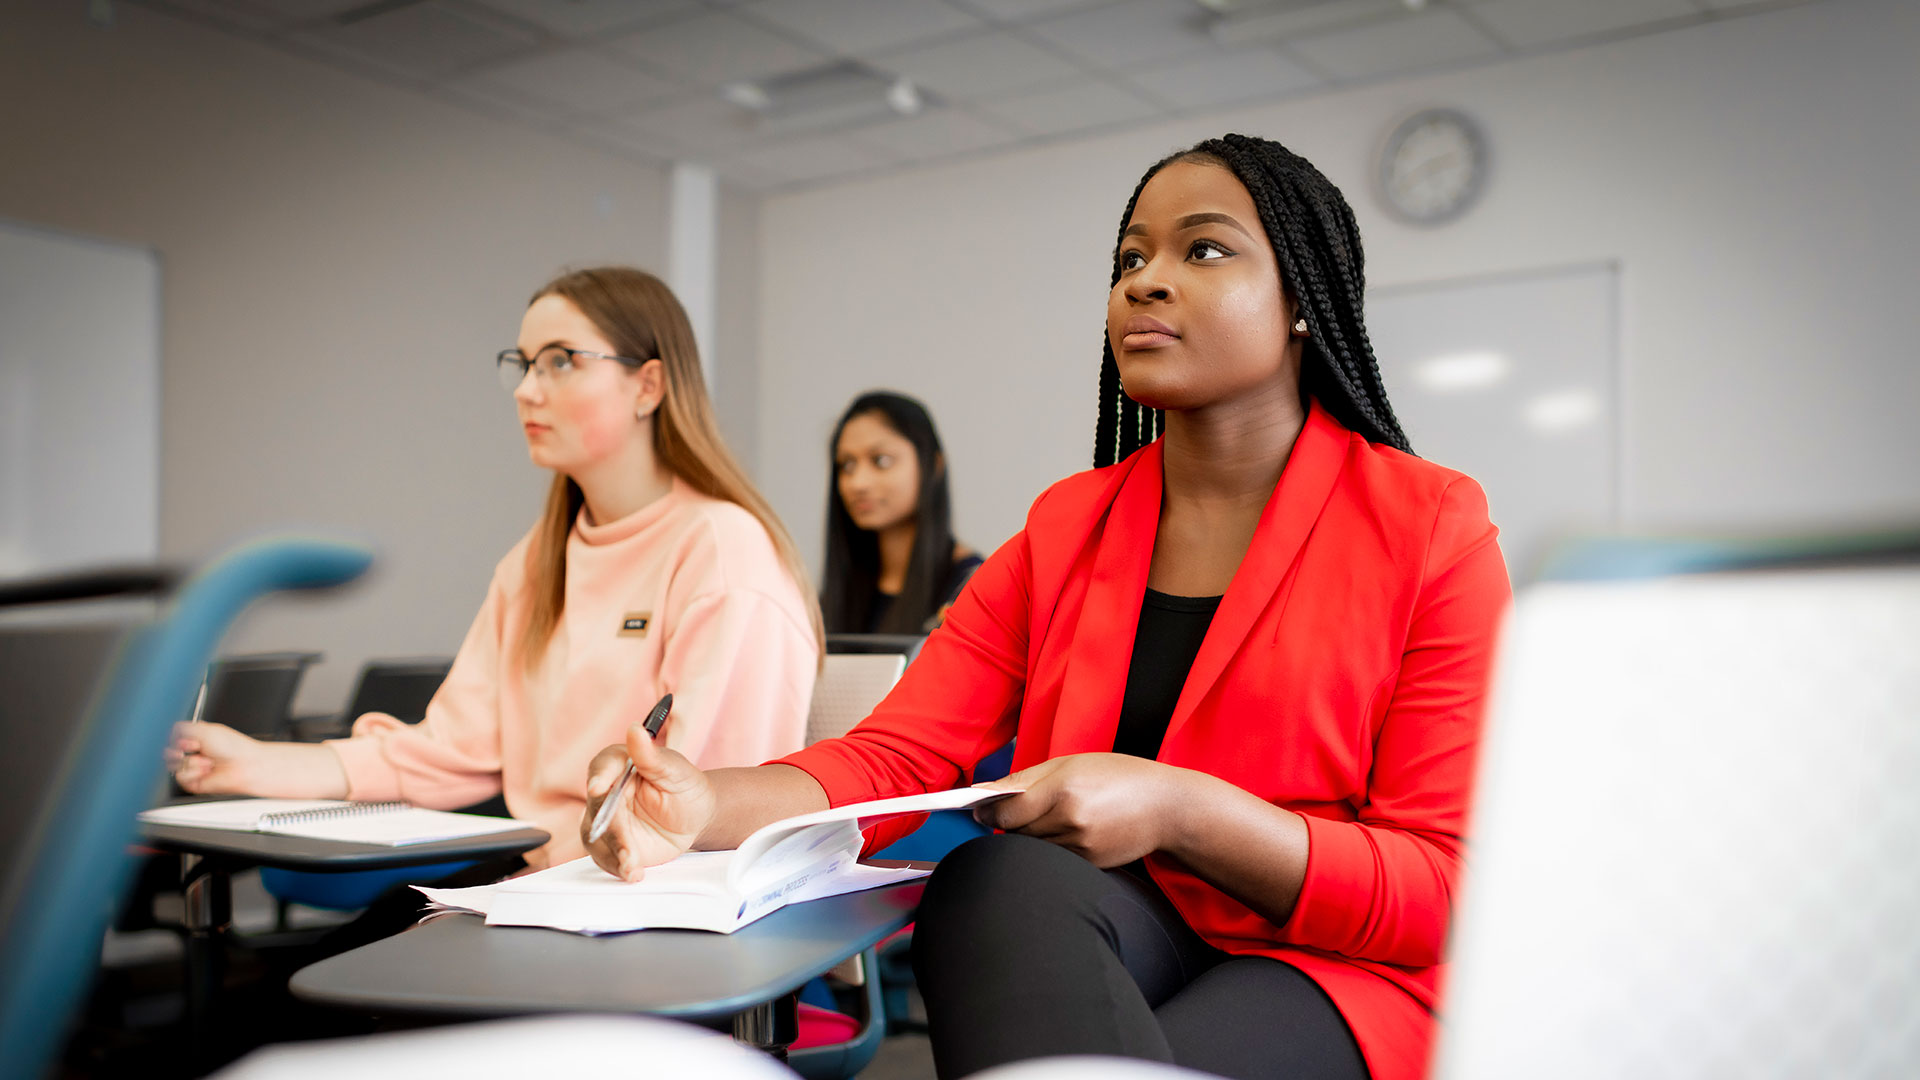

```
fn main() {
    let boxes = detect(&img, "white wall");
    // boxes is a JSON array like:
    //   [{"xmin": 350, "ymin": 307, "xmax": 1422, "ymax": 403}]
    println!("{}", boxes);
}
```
[
  {"xmin": 756, "ymin": 0, "xmax": 1920, "ymax": 575},
  {"xmin": 0, "ymin": 3, "xmax": 678, "ymax": 711}
]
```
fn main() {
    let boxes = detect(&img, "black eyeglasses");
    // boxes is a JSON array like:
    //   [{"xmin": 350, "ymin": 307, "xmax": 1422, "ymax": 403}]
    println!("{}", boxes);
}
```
[{"xmin": 496, "ymin": 346, "xmax": 649, "ymax": 392}]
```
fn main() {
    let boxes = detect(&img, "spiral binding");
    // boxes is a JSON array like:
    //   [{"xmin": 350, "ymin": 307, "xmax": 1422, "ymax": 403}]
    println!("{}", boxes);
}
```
[{"xmin": 259, "ymin": 800, "xmax": 408, "ymax": 827}]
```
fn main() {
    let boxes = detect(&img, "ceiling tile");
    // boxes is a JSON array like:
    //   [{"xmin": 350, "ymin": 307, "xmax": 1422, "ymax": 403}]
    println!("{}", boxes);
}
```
[
  {"xmin": 621, "ymin": 93, "xmax": 766, "ymax": 156},
  {"xmin": 462, "ymin": 0, "xmax": 699, "ymax": 38},
  {"xmin": 721, "ymin": 131, "xmax": 900, "ymax": 185},
  {"xmin": 149, "ymin": 0, "xmax": 362, "ymax": 31},
  {"xmin": 973, "ymin": 77, "xmax": 1162, "ymax": 137},
  {"xmin": 876, "ymin": 30, "xmax": 1080, "ymax": 101},
  {"xmin": 1024, "ymin": 0, "xmax": 1216, "ymax": 70},
  {"xmin": 288, "ymin": 1, "xmax": 541, "ymax": 79},
  {"xmin": 608, "ymin": 10, "xmax": 829, "ymax": 86},
  {"xmin": 223, "ymin": 0, "xmax": 375, "ymax": 22},
  {"xmin": 433, "ymin": 82, "xmax": 569, "ymax": 128},
  {"xmin": 855, "ymin": 107, "xmax": 1024, "ymax": 159},
  {"xmin": 1124, "ymin": 46, "xmax": 1322, "ymax": 109},
  {"xmin": 459, "ymin": 49, "xmax": 682, "ymax": 116},
  {"xmin": 957, "ymin": 0, "xmax": 1116, "ymax": 21},
  {"xmin": 1289, "ymin": 9, "xmax": 1503, "ymax": 81},
  {"xmin": 1694, "ymin": 0, "xmax": 1813, "ymax": 9},
  {"xmin": 1467, "ymin": 0, "xmax": 1701, "ymax": 49},
  {"xmin": 744, "ymin": 0, "xmax": 986, "ymax": 55},
  {"xmin": 708, "ymin": 156, "xmax": 790, "ymax": 192},
  {"xmin": 566, "ymin": 117, "xmax": 691, "ymax": 163}
]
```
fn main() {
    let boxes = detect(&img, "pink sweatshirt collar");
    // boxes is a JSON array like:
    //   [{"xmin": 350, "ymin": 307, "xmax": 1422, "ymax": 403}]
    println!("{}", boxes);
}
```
[{"xmin": 573, "ymin": 475, "xmax": 691, "ymax": 547}]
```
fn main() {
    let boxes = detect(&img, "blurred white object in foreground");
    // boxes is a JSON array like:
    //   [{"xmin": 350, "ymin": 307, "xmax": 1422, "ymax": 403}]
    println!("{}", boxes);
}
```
[
  {"xmin": 973, "ymin": 1057, "xmax": 1215, "ymax": 1079},
  {"xmin": 1438, "ymin": 548, "xmax": 1920, "ymax": 1079},
  {"xmin": 214, "ymin": 1014, "xmax": 794, "ymax": 1079}
]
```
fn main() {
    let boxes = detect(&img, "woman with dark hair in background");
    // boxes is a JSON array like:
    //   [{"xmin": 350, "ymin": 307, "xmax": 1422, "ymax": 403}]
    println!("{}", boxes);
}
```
[
  {"xmin": 583, "ymin": 135, "xmax": 1509, "ymax": 1080},
  {"xmin": 823, "ymin": 391, "xmax": 981, "ymax": 634}
]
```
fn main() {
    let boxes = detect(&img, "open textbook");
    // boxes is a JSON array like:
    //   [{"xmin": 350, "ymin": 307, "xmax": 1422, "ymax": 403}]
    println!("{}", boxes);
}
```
[
  {"xmin": 417, "ymin": 786, "xmax": 1019, "ymax": 935},
  {"xmin": 138, "ymin": 798, "xmax": 537, "ymax": 847}
]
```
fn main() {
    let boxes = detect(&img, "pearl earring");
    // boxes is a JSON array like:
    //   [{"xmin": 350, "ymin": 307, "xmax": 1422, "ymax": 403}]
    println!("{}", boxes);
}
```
[{"xmin": 1293, "ymin": 317, "xmax": 1308, "ymax": 334}]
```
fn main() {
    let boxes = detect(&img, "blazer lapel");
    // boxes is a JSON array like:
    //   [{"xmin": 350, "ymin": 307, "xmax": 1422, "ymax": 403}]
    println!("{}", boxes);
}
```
[
  {"xmin": 1162, "ymin": 400, "xmax": 1350, "ymax": 751},
  {"xmin": 1047, "ymin": 441, "xmax": 1164, "ymax": 757}
]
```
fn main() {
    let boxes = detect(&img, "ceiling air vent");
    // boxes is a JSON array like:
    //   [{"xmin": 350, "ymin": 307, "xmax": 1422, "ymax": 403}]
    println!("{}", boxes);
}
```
[
  {"xmin": 1199, "ymin": 0, "xmax": 1429, "ymax": 45},
  {"xmin": 721, "ymin": 61, "xmax": 926, "ymax": 136}
]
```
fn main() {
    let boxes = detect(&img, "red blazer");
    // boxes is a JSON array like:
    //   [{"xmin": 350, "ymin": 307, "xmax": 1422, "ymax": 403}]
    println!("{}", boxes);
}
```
[{"xmin": 782, "ymin": 400, "xmax": 1509, "ymax": 1080}]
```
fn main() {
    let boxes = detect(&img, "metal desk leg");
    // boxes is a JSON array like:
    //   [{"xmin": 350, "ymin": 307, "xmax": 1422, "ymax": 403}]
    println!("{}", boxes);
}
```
[
  {"xmin": 180, "ymin": 853, "xmax": 232, "ymax": 1060},
  {"xmin": 732, "ymin": 990, "xmax": 800, "ymax": 1061}
]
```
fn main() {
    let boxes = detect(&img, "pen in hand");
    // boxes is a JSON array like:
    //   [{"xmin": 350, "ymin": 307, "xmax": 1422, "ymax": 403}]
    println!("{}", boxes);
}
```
[
  {"xmin": 175, "ymin": 675, "xmax": 210, "ymax": 771},
  {"xmin": 586, "ymin": 692, "xmax": 672, "ymax": 845}
]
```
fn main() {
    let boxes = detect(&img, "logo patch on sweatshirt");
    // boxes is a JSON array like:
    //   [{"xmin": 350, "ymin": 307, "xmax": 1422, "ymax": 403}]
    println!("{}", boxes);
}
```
[{"xmin": 618, "ymin": 612, "xmax": 652, "ymax": 638}]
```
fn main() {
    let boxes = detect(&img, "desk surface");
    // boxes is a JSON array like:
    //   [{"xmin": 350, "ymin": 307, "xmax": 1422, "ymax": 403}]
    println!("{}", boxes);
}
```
[
  {"xmin": 291, "ymin": 881, "xmax": 924, "ymax": 1021},
  {"xmin": 140, "ymin": 822, "xmax": 551, "ymax": 871}
]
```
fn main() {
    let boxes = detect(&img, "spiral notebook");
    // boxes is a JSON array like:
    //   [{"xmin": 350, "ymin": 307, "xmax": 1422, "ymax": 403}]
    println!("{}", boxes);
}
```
[{"xmin": 138, "ymin": 798, "xmax": 534, "ymax": 846}]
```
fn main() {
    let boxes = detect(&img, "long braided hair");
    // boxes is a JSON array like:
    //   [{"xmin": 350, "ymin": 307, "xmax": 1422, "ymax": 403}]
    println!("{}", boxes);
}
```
[{"xmin": 1093, "ymin": 134, "xmax": 1412, "ymax": 467}]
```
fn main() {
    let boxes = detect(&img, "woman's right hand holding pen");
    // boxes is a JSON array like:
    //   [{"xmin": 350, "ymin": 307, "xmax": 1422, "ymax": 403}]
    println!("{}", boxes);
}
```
[
  {"xmin": 167, "ymin": 721, "xmax": 350, "ymax": 799},
  {"xmin": 581, "ymin": 719, "xmax": 716, "ymax": 882}
]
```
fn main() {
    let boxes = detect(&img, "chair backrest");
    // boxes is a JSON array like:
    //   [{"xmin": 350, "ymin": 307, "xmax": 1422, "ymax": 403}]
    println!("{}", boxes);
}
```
[
  {"xmin": 806, "ymin": 653, "xmax": 907, "ymax": 747},
  {"xmin": 0, "ymin": 603, "xmax": 150, "ymax": 921},
  {"xmin": 824, "ymin": 633, "xmax": 927, "ymax": 666},
  {"xmin": 0, "ymin": 539, "xmax": 371, "ymax": 1079},
  {"xmin": 202, "ymin": 650, "xmax": 322, "ymax": 738},
  {"xmin": 1434, "ymin": 533, "xmax": 1920, "ymax": 1080},
  {"xmin": 344, "ymin": 656, "xmax": 453, "ymax": 724}
]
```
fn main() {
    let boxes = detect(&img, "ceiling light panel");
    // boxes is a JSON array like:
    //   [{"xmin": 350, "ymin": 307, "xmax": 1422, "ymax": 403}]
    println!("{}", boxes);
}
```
[
  {"xmin": 463, "ymin": 0, "xmax": 700, "ymax": 38},
  {"xmin": 878, "ymin": 30, "xmax": 1080, "ymax": 102},
  {"xmin": 973, "ymin": 77, "xmax": 1163, "ymax": 136},
  {"xmin": 290, "ymin": 1, "xmax": 541, "ymax": 79},
  {"xmin": 460, "ymin": 50, "xmax": 681, "ymax": 116},
  {"xmin": 1467, "ymin": 0, "xmax": 1700, "ymax": 50},
  {"xmin": 1124, "ymin": 46, "xmax": 1322, "ymax": 108},
  {"xmin": 608, "ymin": 10, "xmax": 828, "ymax": 86},
  {"xmin": 1024, "ymin": 0, "xmax": 1217, "ymax": 70},
  {"xmin": 1288, "ymin": 9, "xmax": 1501, "ymax": 81},
  {"xmin": 745, "ymin": 0, "xmax": 985, "ymax": 56}
]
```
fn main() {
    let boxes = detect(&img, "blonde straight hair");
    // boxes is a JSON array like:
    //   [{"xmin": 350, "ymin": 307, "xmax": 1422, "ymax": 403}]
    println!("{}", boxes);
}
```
[{"xmin": 521, "ymin": 266, "xmax": 824, "ymax": 668}]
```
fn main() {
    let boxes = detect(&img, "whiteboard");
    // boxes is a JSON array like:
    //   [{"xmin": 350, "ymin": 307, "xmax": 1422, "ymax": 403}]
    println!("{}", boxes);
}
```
[
  {"xmin": 1367, "ymin": 264, "xmax": 1619, "ymax": 582},
  {"xmin": 0, "ymin": 220, "xmax": 161, "ymax": 577}
]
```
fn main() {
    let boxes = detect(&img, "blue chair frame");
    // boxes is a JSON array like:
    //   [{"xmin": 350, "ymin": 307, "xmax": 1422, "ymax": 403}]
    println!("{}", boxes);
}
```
[{"xmin": 0, "ymin": 538, "xmax": 371, "ymax": 1079}]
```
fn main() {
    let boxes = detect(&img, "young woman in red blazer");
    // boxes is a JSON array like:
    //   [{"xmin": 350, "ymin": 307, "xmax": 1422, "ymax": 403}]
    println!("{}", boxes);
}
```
[{"xmin": 582, "ymin": 135, "xmax": 1510, "ymax": 1080}]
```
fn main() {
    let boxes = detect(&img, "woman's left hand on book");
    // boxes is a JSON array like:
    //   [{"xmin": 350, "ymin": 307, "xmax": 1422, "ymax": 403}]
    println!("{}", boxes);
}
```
[{"xmin": 972, "ymin": 753, "xmax": 1191, "ymax": 868}]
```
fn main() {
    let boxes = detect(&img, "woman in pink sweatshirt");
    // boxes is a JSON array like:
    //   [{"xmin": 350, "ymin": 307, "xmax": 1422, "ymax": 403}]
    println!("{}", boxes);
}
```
[{"xmin": 171, "ymin": 266, "xmax": 822, "ymax": 872}]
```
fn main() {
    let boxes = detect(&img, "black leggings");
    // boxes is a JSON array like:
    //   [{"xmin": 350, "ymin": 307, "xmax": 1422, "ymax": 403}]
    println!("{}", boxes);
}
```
[{"xmin": 912, "ymin": 834, "xmax": 1369, "ymax": 1080}]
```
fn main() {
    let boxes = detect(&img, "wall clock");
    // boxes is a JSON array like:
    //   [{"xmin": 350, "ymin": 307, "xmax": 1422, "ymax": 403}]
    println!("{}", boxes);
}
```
[{"xmin": 1377, "ymin": 108, "xmax": 1487, "ymax": 225}]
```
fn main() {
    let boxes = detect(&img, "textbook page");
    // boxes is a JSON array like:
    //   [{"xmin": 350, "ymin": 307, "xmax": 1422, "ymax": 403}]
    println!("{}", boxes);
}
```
[{"xmin": 416, "ymin": 785, "xmax": 1016, "ymax": 934}]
